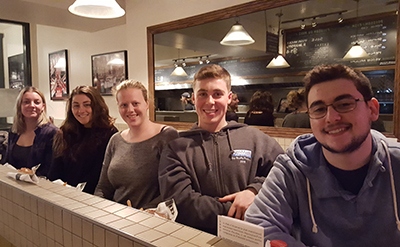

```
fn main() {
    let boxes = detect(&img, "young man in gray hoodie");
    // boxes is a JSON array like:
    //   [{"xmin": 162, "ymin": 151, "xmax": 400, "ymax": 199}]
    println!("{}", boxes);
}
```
[
  {"xmin": 159, "ymin": 64, "xmax": 283, "ymax": 235},
  {"xmin": 245, "ymin": 64, "xmax": 400, "ymax": 246}
]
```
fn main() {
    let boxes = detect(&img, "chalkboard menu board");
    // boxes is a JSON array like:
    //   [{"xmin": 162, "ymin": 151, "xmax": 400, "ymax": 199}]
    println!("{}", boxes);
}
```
[{"xmin": 285, "ymin": 13, "xmax": 397, "ymax": 69}]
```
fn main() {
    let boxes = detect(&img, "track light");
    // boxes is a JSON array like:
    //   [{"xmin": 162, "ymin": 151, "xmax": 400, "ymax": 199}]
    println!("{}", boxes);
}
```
[
  {"xmin": 300, "ymin": 19, "xmax": 306, "ymax": 29},
  {"xmin": 199, "ymin": 57, "xmax": 203, "ymax": 64},
  {"xmin": 311, "ymin": 18, "xmax": 317, "ymax": 27},
  {"xmin": 338, "ymin": 13, "xmax": 344, "ymax": 23}
]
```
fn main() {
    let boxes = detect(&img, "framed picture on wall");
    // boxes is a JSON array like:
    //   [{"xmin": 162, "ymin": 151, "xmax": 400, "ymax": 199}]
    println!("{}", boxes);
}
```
[
  {"xmin": 91, "ymin": 50, "xmax": 128, "ymax": 95},
  {"xmin": 49, "ymin": 49, "xmax": 69, "ymax": 100}
]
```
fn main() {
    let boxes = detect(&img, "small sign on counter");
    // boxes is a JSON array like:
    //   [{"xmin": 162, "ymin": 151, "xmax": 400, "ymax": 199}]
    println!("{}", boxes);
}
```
[{"xmin": 217, "ymin": 215, "xmax": 264, "ymax": 247}]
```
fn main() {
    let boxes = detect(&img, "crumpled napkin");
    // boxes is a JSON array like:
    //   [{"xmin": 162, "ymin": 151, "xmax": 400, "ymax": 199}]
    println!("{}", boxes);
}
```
[
  {"xmin": 142, "ymin": 198, "xmax": 178, "ymax": 221},
  {"xmin": 5, "ymin": 164, "xmax": 40, "ymax": 184},
  {"xmin": 52, "ymin": 179, "xmax": 87, "ymax": 192}
]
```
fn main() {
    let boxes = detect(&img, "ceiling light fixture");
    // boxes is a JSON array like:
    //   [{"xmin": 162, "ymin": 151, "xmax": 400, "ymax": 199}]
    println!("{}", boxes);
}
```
[
  {"xmin": 68, "ymin": 0, "xmax": 125, "ymax": 19},
  {"xmin": 343, "ymin": 0, "xmax": 369, "ymax": 60},
  {"xmin": 267, "ymin": 12, "xmax": 290, "ymax": 69},
  {"xmin": 199, "ymin": 57, "xmax": 203, "ymax": 64},
  {"xmin": 220, "ymin": 18, "xmax": 255, "ymax": 46}
]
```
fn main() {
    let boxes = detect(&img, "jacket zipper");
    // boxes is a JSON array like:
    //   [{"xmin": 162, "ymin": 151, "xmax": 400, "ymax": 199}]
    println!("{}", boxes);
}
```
[{"xmin": 212, "ymin": 133, "xmax": 224, "ymax": 195}]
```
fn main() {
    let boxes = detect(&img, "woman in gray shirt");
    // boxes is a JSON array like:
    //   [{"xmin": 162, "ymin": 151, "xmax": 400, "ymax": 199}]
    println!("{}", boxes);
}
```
[{"xmin": 95, "ymin": 80, "xmax": 178, "ymax": 209}]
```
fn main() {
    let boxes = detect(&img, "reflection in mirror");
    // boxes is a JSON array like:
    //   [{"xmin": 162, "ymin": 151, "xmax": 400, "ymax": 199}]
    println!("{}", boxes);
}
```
[
  {"xmin": 150, "ymin": 0, "xmax": 398, "ymax": 135},
  {"xmin": 0, "ymin": 19, "xmax": 31, "ymax": 129}
]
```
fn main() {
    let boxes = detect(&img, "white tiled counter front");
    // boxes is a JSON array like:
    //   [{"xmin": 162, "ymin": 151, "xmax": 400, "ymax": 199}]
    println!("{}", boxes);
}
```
[{"xmin": 0, "ymin": 165, "xmax": 239, "ymax": 247}]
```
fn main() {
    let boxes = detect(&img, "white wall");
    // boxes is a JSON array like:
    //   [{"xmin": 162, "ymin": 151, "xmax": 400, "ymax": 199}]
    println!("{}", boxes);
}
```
[
  {"xmin": 36, "ymin": 24, "xmax": 127, "ymax": 122},
  {"xmin": 33, "ymin": 0, "xmax": 254, "ymax": 124}
]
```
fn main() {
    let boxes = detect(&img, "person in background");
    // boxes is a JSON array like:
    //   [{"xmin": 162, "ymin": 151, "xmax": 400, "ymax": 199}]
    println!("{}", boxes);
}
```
[
  {"xmin": 49, "ymin": 86, "xmax": 117, "ymax": 194},
  {"xmin": 1, "ymin": 87, "xmax": 57, "ymax": 177},
  {"xmin": 159, "ymin": 64, "xmax": 284, "ymax": 235},
  {"xmin": 282, "ymin": 88, "xmax": 310, "ymax": 128},
  {"xmin": 95, "ymin": 80, "xmax": 178, "ymax": 209},
  {"xmin": 244, "ymin": 90, "xmax": 275, "ymax": 126},
  {"xmin": 245, "ymin": 64, "xmax": 400, "ymax": 246},
  {"xmin": 226, "ymin": 91, "xmax": 239, "ymax": 122},
  {"xmin": 181, "ymin": 92, "xmax": 195, "ymax": 110}
]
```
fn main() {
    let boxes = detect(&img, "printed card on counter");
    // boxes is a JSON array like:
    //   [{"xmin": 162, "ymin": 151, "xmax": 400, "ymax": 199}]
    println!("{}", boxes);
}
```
[{"xmin": 217, "ymin": 215, "xmax": 264, "ymax": 247}]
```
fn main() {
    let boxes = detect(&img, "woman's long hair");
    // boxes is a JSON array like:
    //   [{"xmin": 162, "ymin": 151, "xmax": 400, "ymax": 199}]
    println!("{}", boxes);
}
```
[
  {"xmin": 248, "ymin": 90, "xmax": 274, "ymax": 113},
  {"xmin": 287, "ymin": 88, "xmax": 306, "ymax": 110},
  {"xmin": 12, "ymin": 87, "xmax": 51, "ymax": 134},
  {"xmin": 53, "ymin": 85, "xmax": 115, "ymax": 157}
]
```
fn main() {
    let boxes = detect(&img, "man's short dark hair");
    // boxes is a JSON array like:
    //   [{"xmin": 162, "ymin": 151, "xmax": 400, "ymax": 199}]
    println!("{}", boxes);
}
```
[{"xmin": 304, "ymin": 64, "xmax": 373, "ymax": 105}]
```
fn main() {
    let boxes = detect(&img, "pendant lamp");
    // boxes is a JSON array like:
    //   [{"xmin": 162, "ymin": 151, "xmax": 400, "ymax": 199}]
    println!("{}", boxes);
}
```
[
  {"xmin": 68, "ymin": 0, "xmax": 125, "ymax": 19},
  {"xmin": 170, "ymin": 50, "xmax": 188, "ymax": 77},
  {"xmin": 220, "ymin": 20, "xmax": 255, "ymax": 46},
  {"xmin": 343, "ymin": 0, "xmax": 369, "ymax": 60},
  {"xmin": 170, "ymin": 66, "xmax": 188, "ymax": 77},
  {"xmin": 267, "ymin": 12, "xmax": 290, "ymax": 69}
]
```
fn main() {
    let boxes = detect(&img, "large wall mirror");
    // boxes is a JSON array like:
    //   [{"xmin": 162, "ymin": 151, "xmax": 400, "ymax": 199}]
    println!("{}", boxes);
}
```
[
  {"xmin": 148, "ymin": 0, "xmax": 400, "ymax": 139},
  {"xmin": 0, "ymin": 19, "xmax": 31, "ymax": 129}
]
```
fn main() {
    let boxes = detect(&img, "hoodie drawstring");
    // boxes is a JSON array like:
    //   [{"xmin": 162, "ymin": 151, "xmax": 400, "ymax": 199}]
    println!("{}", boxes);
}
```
[
  {"xmin": 306, "ymin": 178, "xmax": 318, "ymax": 233},
  {"xmin": 199, "ymin": 132, "xmax": 212, "ymax": 170},
  {"xmin": 226, "ymin": 129, "xmax": 234, "ymax": 159},
  {"xmin": 381, "ymin": 140, "xmax": 400, "ymax": 231}
]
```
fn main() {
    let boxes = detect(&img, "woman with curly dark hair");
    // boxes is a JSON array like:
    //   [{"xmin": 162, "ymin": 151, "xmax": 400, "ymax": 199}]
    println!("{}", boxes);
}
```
[
  {"xmin": 244, "ymin": 90, "xmax": 275, "ymax": 126},
  {"xmin": 48, "ymin": 85, "xmax": 118, "ymax": 194}
]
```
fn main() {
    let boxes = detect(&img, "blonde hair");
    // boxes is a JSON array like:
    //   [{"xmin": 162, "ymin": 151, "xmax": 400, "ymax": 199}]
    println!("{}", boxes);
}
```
[
  {"xmin": 12, "ymin": 87, "xmax": 51, "ymax": 134},
  {"xmin": 114, "ymin": 80, "xmax": 148, "ymax": 103},
  {"xmin": 287, "ymin": 88, "xmax": 306, "ymax": 109}
]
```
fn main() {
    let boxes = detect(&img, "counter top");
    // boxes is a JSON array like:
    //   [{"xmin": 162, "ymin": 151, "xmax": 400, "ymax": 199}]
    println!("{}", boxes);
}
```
[{"xmin": 0, "ymin": 164, "xmax": 240, "ymax": 247}]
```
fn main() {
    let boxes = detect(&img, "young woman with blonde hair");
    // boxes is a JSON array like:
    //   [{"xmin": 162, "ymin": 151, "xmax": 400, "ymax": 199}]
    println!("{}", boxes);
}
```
[
  {"xmin": 95, "ymin": 80, "xmax": 178, "ymax": 209},
  {"xmin": 1, "ymin": 86, "xmax": 57, "ymax": 177}
]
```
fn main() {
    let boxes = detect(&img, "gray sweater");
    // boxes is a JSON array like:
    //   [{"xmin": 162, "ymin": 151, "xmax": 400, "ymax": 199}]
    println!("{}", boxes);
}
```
[{"xmin": 95, "ymin": 127, "xmax": 178, "ymax": 209}]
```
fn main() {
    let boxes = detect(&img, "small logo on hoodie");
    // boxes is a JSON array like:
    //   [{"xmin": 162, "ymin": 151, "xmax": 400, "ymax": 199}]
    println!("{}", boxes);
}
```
[{"xmin": 232, "ymin": 149, "xmax": 252, "ymax": 162}]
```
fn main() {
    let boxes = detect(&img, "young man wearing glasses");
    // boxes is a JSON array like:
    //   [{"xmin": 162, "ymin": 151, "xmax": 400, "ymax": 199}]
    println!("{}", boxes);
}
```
[{"xmin": 245, "ymin": 64, "xmax": 400, "ymax": 246}]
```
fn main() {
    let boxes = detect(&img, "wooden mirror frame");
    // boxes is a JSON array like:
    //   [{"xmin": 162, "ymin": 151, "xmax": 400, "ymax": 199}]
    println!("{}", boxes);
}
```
[{"xmin": 147, "ymin": 0, "xmax": 400, "ymax": 139}]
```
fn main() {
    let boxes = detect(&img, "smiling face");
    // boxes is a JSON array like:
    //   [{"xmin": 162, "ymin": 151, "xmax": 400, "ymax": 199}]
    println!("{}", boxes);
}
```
[
  {"xmin": 20, "ymin": 92, "xmax": 45, "ymax": 120},
  {"xmin": 71, "ymin": 94, "xmax": 93, "ymax": 127},
  {"xmin": 308, "ymin": 78, "xmax": 379, "ymax": 154},
  {"xmin": 117, "ymin": 87, "xmax": 149, "ymax": 129},
  {"xmin": 193, "ymin": 78, "xmax": 232, "ymax": 132}
]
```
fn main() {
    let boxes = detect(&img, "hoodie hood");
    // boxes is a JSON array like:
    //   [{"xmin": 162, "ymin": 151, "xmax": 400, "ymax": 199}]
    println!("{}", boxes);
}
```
[
  {"xmin": 286, "ymin": 130, "xmax": 388, "ymax": 182},
  {"xmin": 285, "ymin": 130, "xmax": 400, "ymax": 234}
]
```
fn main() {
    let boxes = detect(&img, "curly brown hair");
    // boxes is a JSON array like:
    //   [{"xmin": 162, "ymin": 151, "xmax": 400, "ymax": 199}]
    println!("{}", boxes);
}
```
[
  {"xmin": 248, "ymin": 91, "xmax": 274, "ymax": 113},
  {"xmin": 53, "ymin": 85, "xmax": 115, "ymax": 157}
]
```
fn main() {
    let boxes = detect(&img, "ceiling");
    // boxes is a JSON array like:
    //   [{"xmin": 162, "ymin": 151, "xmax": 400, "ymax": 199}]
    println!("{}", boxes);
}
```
[{"xmin": 154, "ymin": 0, "xmax": 398, "ymax": 67}]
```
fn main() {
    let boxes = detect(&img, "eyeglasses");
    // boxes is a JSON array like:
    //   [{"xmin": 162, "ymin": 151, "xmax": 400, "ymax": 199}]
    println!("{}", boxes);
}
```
[{"xmin": 308, "ymin": 97, "xmax": 365, "ymax": 119}]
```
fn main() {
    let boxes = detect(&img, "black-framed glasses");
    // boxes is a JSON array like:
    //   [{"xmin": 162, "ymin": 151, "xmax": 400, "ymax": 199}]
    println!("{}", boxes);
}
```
[{"xmin": 308, "ymin": 97, "xmax": 365, "ymax": 119}]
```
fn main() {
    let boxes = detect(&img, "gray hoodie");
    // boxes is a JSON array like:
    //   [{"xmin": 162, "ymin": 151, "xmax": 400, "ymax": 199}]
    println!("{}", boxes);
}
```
[
  {"xmin": 159, "ymin": 121, "xmax": 284, "ymax": 234},
  {"xmin": 245, "ymin": 130, "xmax": 400, "ymax": 246}
]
